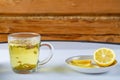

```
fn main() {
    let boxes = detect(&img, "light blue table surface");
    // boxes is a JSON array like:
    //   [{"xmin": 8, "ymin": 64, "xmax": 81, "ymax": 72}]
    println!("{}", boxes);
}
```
[{"xmin": 0, "ymin": 41, "xmax": 120, "ymax": 80}]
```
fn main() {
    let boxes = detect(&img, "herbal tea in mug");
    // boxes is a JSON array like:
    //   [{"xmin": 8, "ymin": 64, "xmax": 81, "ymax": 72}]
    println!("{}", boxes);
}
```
[
  {"xmin": 8, "ymin": 32, "xmax": 53, "ymax": 74},
  {"xmin": 9, "ymin": 40, "xmax": 39, "ymax": 71}
]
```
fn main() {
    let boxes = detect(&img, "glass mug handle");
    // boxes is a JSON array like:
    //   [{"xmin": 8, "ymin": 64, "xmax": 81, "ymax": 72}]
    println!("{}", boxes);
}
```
[{"xmin": 38, "ymin": 42, "xmax": 54, "ymax": 66}]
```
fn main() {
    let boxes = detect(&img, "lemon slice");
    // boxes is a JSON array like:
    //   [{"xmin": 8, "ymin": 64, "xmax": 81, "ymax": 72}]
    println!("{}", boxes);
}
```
[
  {"xmin": 94, "ymin": 48, "xmax": 116, "ymax": 67},
  {"xmin": 70, "ymin": 59, "xmax": 91, "ymax": 65},
  {"xmin": 70, "ymin": 60, "xmax": 93, "ymax": 68}
]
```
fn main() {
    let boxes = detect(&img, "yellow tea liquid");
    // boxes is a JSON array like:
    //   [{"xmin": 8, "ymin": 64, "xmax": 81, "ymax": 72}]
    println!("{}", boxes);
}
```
[{"xmin": 9, "ymin": 40, "xmax": 40, "ymax": 71}]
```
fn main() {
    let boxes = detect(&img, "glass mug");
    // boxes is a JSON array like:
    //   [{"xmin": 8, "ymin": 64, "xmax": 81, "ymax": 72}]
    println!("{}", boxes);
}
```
[{"xmin": 8, "ymin": 32, "xmax": 53, "ymax": 74}]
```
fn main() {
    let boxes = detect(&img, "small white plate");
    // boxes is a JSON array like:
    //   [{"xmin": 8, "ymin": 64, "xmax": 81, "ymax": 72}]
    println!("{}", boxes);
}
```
[{"xmin": 65, "ymin": 55, "xmax": 117, "ymax": 73}]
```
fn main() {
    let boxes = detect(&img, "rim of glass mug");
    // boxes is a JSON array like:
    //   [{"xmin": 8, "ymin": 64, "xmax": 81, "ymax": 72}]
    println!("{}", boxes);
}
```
[
  {"xmin": 8, "ymin": 32, "xmax": 40, "ymax": 38},
  {"xmin": 8, "ymin": 32, "xmax": 40, "ymax": 42}
]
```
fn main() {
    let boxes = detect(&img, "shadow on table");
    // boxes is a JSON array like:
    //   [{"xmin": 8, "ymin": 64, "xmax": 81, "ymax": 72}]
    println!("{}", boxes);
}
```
[
  {"xmin": 37, "ymin": 63, "xmax": 120, "ymax": 76},
  {"xmin": 0, "ymin": 63, "xmax": 12, "ymax": 74},
  {"xmin": 38, "ymin": 65, "xmax": 72, "ymax": 74}
]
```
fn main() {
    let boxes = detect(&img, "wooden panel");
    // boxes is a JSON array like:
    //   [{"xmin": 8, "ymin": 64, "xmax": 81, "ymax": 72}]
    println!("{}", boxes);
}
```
[
  {"xmin": 0, "ymin": 0, "xmax": 120, "ymax": 43},
  {"xmin": 0, "ymin": 0, "xmax": 120, "ymax": 14},
  {"xmin": 0, "ymin": 16, "xmax": 120, "ymax": 43},
  {"xmin": 0, "ymin": 16, "xmax": 120, "ymax": 34},
  {"xmin": 0, "ymin": 34, "xmax": 7, "ymax": 42},
  {"xmin": 1, "ymin": 33, "xmax": 120, "ymax": 43}
]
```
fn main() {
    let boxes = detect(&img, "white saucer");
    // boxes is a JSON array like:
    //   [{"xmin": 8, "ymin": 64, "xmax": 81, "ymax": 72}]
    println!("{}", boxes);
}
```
[{"xmin": 65, "ymin": 55, "xmax": 117, "ymax": 73}]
